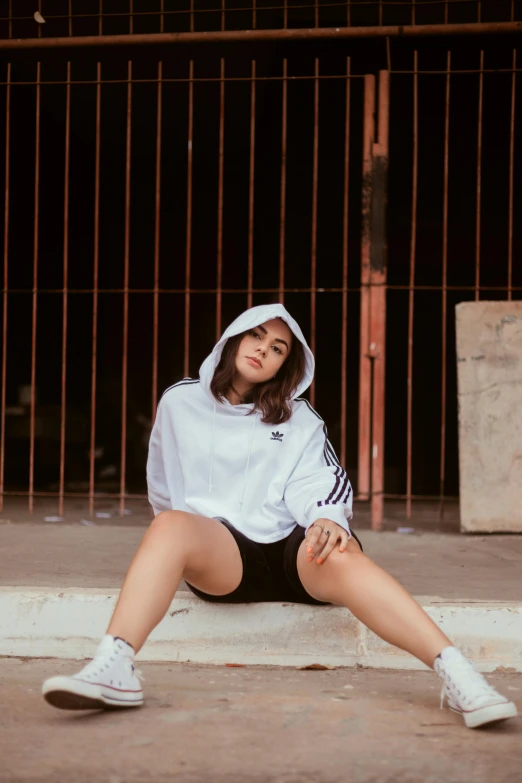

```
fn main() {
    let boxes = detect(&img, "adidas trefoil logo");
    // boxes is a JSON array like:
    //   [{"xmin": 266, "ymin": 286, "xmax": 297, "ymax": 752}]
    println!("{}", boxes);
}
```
[{"xmin": 270, "ymin": 431, "xmax": 284, "ymax": 442}]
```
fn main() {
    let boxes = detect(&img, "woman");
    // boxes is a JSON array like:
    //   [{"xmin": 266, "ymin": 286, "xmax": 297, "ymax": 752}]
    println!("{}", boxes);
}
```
[{"xmin": 42, "ymin": 304, "xmax": 517, "ymax": 729}]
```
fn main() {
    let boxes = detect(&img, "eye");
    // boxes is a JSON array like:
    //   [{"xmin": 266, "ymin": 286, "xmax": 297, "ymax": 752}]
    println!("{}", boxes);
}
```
[
  {"xmin": 272, "ymin": 345, "xmax": 282, "ymax": 355},
  {"xmin": 250, "ymin": 330, "xmax": 260, "ymax": 339}
]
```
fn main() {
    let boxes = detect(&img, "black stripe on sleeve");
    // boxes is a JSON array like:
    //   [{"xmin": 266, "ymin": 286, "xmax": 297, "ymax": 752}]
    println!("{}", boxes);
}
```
[
  {"xmin": 296, "ymin": 397, "xmax": 352, "ymax": 508},
  {"xmin": 160, "ymin": 378, "xmax": 200, "ymax": 401}
]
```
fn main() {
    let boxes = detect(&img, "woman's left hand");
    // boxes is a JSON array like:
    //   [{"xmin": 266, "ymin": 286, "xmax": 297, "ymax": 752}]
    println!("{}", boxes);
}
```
[{"xmin": 304, "ymin": 519, "xmax": 350, "ymax": 565}]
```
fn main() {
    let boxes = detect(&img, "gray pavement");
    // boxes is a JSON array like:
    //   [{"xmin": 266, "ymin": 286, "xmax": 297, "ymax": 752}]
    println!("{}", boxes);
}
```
[
  {"xmin": 1, "ymin": 659, "xmax": 520, "ymax": 783},
  {"xmin": 1, "ymin": 523, "xmax": 521, "ymax": 601}
]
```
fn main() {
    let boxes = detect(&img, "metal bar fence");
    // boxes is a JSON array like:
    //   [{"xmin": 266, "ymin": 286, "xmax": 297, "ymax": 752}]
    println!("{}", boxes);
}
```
[
  {"xmin": 0, "ymin": 23, "xmax": 521, "ymax": 50},
  {"xmin": 440, "ymin": 49, "xmax": 450, "ymax": 523},
  {"xmin": 2, "ymin": 1, "xmax": 522, "ymax": 38},
  {"xmin": 357, "ymin": 74, "xmax": 375, "ymax": 504},
  {"xmin": 58, "ymin": 60, "xmax": 71, "ymax": 518},
  {"xmin": 406, "ymin": 49, "xmax": 417, "ymax": 521},
  {"xmin": 340, "ymin": 56, "xmax": 351, "ymax": 470},
  {"xmin": 0, "ymin": 62, "xmax": 9, "ymax": 513},
  {"xmin": 0, "ymin": 47, "xmax": 520, "ymax": 527},
  {"xmin": 28, "ymin": 62, "xmax": 41, "ymax": 515},
  {"xmin": 369, "ymin": 69, "xmax": 390, "ymax": 529}
]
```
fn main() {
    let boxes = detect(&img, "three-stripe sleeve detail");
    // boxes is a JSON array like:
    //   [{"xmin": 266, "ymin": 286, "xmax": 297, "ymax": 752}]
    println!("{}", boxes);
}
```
[
  {"xmin": 160, "ymin": 378, "xmax": 200, "ymax": 401},
  {"xmin": 295, "ymin": 397, "xmax": 353, "ymax": 509}
]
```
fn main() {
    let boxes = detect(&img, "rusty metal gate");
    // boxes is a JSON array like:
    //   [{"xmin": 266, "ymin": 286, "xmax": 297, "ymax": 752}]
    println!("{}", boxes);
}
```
[{"xmin": 0, "ymin": 18, "xmax": 520, "ymax": 529}]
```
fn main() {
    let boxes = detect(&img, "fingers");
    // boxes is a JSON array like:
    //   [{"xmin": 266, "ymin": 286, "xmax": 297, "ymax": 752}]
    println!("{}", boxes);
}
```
[
  {"xmin": 315, "ymin": 531, "xmax": 337, "ymax": 564},
  {"xmin": 305, "ymin": 522, "xmax": 350, "ymax": 565},
  {"xmin": 338, "ymin": 530, "xmax": 350, "ymax": 553},
  {"xmin": 305, "ymin": 525, "xmax": 327, "ymax": 560},
  {"xmin": 305, "ymin": 525, "xmax": 323, "ymax": 551}
]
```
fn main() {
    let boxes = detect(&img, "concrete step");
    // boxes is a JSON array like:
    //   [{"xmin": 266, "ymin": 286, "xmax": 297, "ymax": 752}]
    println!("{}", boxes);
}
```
[{"xmin": 2, "ymin": 586, "xmax": 521, "ymax": 672}]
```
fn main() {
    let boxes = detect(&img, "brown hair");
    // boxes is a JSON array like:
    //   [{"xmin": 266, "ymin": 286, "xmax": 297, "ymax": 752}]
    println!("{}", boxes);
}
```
[{"xmin": 210, "ymin": 327, "xmax": 307, "ymax": 425}]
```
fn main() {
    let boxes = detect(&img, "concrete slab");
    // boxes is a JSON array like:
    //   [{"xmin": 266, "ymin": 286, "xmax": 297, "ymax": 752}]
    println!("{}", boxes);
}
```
[
  {"xmin": 1, "ymin": 524, "xmax": 522, "ymax": 601},
  {"xmin": 1, "ymin": 660, "xmax": 521, "ymax": 783},
  {"xmin": 2, "ymin": 525, "xmax": 521, "ymax": 672},
  {"xmin": 456, "ymin": 301, "xmax": 522, "ymax": 532},
  {"xmin": 2, "ymin": 587, "xmax": 521, "ymax": 672}
]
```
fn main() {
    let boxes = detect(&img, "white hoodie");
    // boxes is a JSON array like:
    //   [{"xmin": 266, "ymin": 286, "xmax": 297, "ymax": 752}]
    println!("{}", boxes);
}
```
[{"xmin": 147, "ymin": 304, "xmax": 353, "ymax": 543}]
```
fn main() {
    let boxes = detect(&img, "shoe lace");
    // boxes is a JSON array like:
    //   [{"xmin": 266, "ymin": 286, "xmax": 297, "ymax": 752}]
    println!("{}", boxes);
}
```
[
  {"xmin": 439, "ymin": 659, "xmax": 498, "ymax": 710},
  {"xmin": 79, "ymin": 652, "xmax": 114, "ymax": 678},
  {"xmin": 80, "ymin": 651, "xmax": 144, "ymax": 682}
]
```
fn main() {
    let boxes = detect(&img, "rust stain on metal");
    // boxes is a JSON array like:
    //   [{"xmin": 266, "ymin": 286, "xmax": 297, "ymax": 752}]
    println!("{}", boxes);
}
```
[{"xmin": 1, "ymin": 23, "xmax": 521, "ymax": 50}]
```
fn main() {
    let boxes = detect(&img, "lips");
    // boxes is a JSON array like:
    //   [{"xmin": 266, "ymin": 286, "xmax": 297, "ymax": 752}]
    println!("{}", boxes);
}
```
[{"xmin": 246, "ymin": 356, "xmax": 262, "ymax": 368}]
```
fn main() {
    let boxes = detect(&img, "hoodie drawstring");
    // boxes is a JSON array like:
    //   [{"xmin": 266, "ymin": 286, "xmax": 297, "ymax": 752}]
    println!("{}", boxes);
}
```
[
  {"xmin": 207, "ymin": 404, "xmax": 258, "ymax": 510},
  {"xmin": 239, "ymin": 412, "xmax": 258, "ymax": 509},
  {"xmin": 208, "ymin": 402, "xmax": 217, "ymax": 493}
]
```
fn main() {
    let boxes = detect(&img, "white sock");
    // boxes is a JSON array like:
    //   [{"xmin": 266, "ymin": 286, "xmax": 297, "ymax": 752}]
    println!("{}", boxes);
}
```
[
  {"xmin": 112, "ymin": 635, "xmax": 135, "ymax": 652},
  {"xmin": 437, "ymin": 646, "xmax": 462, "ymax": 664}
]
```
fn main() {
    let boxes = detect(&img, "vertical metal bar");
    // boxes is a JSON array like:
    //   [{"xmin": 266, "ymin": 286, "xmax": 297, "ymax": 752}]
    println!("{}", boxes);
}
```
[
  {"xmin": 369, "ymin": 70, "xmax": 389, "ymax": 530},
  {"xmin": 247, "ymin": 60, "xmax": 256, "ymax": 310},
  {"xmin": 58, "ymin": 61, "xmax": 71, "ymax": 518},
  {"xmin": 310, "ymin": 58, "xmax": 319, "ymax": 408},
  {"xmin": 357, "ymin": 74, "xmax": 375, "ymax": 503},
  {"xmin": 184, "ymin": 60, "xmax": 194, "ymax": 378},
  {"xmin": 412, "ymin": 0, "xmax": 415, "ymax": 24},
  {"xmin": 221, "ymin": 0, "xmax": 225, "ymax": 32},
  {"xmin": 190, "ymin": 0, "xmax": 194, "ymax": 33},
  {"xmin": 99, "ymin": 0, "xmax": 103, "ymax": 36},
  {"xmin": 347, "ymin": 0, "xmax": 351, "ymax": 27},
  {"xmin": 440, "ymin": 50, "xmax": 451, "ymax": 523},
  {"xmin": 507, "ymin": 49, "xmax": 516, "ymax": 302},
  {"xmin": 37, "ymin": 0, "xmax": 42, "ymax": 38},
  {"xmin": 475, "ymin": 50, "xmax": 484, "ymax": 301},
  {"xmin": 152, "ymin": 61, "xmax": 162, "ymax": 416},
  {"xmin": 283, "ymin": 0, "xmax": 288, "ymax": 29},
  {"xmin": 340, "ymin": 57, "xmax": 351, "ymax": 469},
  {"xmin": 315, "ymin": 0, "xmax": 319, "ymax": 28},
  {"xmin": 279, "ymin": 58, "xmax": 288, "ymax": 304},
  {"xmin": 252, "ymin": 0, "xmax": 257, "ymax": 29},
  {"xmin": 160, "ymin": 0, "xmax": 164, "ymax": 33},
  {"xmin": 68, "ymin": 0, "xmax": 72, "ymax": 36},
  {"xmin": 406, "ymin": 51, "xmax": 418, "ymax": 520},
  {"xmin": 119, "ymin": 60, "xmax": 132, "ymax": 517},
  {"xmin": 216, "ymin": 57, "xmax": 225, "ymax": 340},
  {"xmin": 89, "ymin": 62, "xmax": 101, "ymax": 516},
  {"xmin": 29, "ymin": 62, "xmax": 41, "ymax": 515},
  {"xmin": 0, "ymin": 63, "xmax": 10, "ymax": 512},
  {"xmin": 8, "ymin": 0, "xmax": 12, "ymax": 39},
  {"xmin": 129, "ymin": 0, "xmax": 133, "ymax": 34}
]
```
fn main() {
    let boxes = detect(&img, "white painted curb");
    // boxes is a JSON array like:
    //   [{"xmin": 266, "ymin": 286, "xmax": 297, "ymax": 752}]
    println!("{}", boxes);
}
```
[{"xmin": 1, "ymin": 587, "xmax": 521, "ymax": 672}]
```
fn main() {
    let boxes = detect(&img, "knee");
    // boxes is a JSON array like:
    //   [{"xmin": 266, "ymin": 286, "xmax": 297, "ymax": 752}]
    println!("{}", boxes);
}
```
[
  {"xmin": 321, "ymin": 547, "xmax": 367, "ymax": 571},
  {"xmin": 150, "ymin": 509, "xmax": 190, "ymax": 535}
]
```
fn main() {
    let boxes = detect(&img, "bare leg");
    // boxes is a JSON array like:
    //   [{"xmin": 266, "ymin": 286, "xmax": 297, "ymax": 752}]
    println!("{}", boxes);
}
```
[
  {"xmin": 297, "ymin": 539, "xmax": 451, "ymax": 669},
  {"xmin": 106, "ymin": 511, "xmax": 243, "ymax": 653}
]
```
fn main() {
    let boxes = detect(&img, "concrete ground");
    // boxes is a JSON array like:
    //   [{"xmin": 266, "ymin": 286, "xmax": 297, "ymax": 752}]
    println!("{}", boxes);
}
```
[
  {"xmin": 0, "ymin": 495, "xmax": 462, "ymax": 533},
  {"xmin": 2, "ymin": 507, "xmax": 521, "ymax": 781},
  {"xmin": 1, "ymin": 660, "xmax": 520, "ymax": 783},
  {"xmin": 1, "ymin": 522, "xmax": 521, "ymax": 601}
]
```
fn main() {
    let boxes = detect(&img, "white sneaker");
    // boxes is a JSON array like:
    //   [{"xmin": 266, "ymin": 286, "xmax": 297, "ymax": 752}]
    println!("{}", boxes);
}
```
[
  {"xmin": 435, "ymin": 647, "xmax": 518, "ymax": 729},
  {"xmin": 42, "ymin": 635, "xmax": 144, "ymax": 710}
]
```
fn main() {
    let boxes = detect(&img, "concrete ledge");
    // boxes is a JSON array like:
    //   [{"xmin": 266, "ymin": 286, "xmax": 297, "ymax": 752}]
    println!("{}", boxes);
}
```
[{"xmin": 1, "ymin": 586, "xmax": 521, "ymax": 672}]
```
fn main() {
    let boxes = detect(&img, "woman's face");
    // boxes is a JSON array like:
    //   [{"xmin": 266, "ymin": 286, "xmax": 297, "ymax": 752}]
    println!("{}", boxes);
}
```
[{"xmin": 234, "ymin": 318, "xmax": 293, "ymax": 388}]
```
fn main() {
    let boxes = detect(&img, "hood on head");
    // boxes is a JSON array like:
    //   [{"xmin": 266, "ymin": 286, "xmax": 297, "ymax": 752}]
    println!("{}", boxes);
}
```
[{"xmin": 199, "ymin": 303, "xmax": 315, "ymax": 404}]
